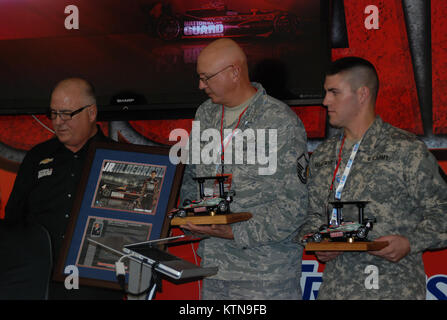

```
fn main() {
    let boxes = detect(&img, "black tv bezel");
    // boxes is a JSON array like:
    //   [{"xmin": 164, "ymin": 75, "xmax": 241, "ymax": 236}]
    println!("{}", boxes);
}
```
[{"xmin": 0, "ymin": 0, "xmax": 332, "ymax": 120}]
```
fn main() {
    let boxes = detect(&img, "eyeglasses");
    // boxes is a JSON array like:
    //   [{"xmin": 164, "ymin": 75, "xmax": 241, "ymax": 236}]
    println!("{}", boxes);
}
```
[
  {"xmin": 47, "ymin": 104, "xmax": 91, "ymax": 121},
  {"xmin": 198, "ymin": 65, "xmax": 234, "ymax": 85}
]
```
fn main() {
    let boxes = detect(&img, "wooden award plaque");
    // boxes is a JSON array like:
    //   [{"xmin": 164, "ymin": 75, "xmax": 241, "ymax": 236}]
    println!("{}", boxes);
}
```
[
  {"xmin": 170, "ymin": 212, "xmax": 252, "ymax": 226},
  {"xmin": 305, "ymin": 240, "xmax": 389, "ymax": 252}
]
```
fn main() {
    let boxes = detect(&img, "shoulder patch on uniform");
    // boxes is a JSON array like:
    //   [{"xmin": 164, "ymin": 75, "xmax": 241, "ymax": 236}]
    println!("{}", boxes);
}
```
[
  {"xmin": 39, "ymin": 158, "xmax": 54, "ymax": 165},
  {"xmin": 297, "ymin": 153, "xmax": 309, "ymax": 184}
]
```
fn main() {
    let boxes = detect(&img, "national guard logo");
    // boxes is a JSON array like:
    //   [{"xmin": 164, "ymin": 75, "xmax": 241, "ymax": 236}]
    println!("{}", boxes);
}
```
[
  {"xmin": 297, "ymin": 153, "xmax": 309, "ymax": 184},
  {"xmin": 39, "ymin": 158, "xmax": 54, "ymax": 165}
]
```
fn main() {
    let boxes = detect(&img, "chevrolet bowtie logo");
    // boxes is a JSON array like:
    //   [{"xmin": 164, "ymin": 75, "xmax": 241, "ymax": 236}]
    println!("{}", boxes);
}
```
[{"xmin": 39, "ymin": 158, "xmax": 54, "ymax": 165}]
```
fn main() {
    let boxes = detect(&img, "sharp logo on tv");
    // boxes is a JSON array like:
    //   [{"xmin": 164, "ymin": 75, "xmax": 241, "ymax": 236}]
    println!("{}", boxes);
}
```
[{"xmin": 116, "ymin": 98, "xmax": 136, "ymax": 104}]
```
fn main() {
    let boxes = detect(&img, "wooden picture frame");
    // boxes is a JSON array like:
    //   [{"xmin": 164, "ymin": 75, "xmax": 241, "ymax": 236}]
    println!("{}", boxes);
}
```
[{"xmin": 53, "ymin": 141, "xmax": 184, "ymax": 289}]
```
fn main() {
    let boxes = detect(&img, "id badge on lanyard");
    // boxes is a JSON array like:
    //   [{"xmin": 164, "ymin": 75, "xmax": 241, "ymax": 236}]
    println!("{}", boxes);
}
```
[
  {"xmin": 215, "ymin": 130, "xmax": 241, "ymax": 175},
  {"xmin": 334, "ymin": 139, "xmax": 361, "ymax": 200},
  {"xmin": 329, "ymin": 135, "xmax": 362, "ymax": 226},
  {"xmin": 216, "ymin": 104, "xmax": 249, "ymax": 175}
]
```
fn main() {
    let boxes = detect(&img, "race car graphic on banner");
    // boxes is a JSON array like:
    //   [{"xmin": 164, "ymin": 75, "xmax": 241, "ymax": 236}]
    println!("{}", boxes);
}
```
[{"xmin": 147, "ymin": 4, "xmax": 300, "ymax": 40}]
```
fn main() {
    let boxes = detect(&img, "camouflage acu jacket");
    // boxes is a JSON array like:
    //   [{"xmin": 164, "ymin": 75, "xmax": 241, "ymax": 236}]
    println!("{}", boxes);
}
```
[
  {"xmin": 301, "ymin": 116, "xmax": 447, "ymax": 299},
  {"xmin": 180, "ymin": 82, "xmax": 309, "ymax": 283}
]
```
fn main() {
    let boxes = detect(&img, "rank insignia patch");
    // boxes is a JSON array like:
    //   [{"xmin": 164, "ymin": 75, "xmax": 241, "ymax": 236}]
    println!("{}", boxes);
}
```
[{"xmin": 297, "ymin": 153, "xmax": 309, "ymax": 184}]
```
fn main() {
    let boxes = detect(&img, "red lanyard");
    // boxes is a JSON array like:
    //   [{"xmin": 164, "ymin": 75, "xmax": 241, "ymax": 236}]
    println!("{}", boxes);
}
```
[
  {"xmin": 329, "ymin": 135, "xmax": 346, "ymax": 192},
  {"xmin": 220, "ymin": 104, "xmax": 249, "ymax": 165}
]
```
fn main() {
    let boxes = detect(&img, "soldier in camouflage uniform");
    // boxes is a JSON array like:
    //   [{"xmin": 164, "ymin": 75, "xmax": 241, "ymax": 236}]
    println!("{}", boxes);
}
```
[
  {"xmin": 179, "ymin": 39, "xmax": 308, "ymax": 299},
  {"xmin": 299, "ymin": 57, "xmax": 447, "ymax": 299}
]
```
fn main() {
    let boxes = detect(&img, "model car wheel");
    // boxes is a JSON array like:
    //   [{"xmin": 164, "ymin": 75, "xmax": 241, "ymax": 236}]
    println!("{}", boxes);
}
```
[
  {"xmin": 217, "ymin": 200, "xmax": 228, "ymax": 214},
  {"xmin": 156, "ymin": 16, "xmax": 181, "ymax": 40},
  {"xmin": 356, "ymin": 227, "xmax": 368, "ymax": 240},
  {"xmin": 312, "ymin": 233, "xmax": 322, "ymax": 243},
  {"xmin": 176, "ymin": 209, "xmax": 187, "ymax": 218}
]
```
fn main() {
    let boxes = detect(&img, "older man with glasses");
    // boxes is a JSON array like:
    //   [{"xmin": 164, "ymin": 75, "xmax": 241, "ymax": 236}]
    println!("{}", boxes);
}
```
[
  {"xmin": 4, "ymin": 78, "xmax": 121, "ymax": 300},
  {"xmin": 179, "ymin": 38, "xmax": 309, "ymax": 300}
]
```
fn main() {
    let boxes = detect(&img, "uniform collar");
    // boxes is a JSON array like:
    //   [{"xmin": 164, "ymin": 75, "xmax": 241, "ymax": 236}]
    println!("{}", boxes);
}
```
[
  {"xmin": 345, "ymin": 116, "xmax": 384, "ymax": 152},
  {"xmin": 233, "ymin": 82, "xmax": 265, "ymax": 130},
  {"xmin": 55, "ymin": 125, "xmax": 106, "ymax": 155}
]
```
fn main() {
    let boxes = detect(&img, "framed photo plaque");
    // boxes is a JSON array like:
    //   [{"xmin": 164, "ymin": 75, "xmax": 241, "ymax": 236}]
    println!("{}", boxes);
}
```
[{"xmin": 53, "ymin": 141, "xmax": 184, "ymax": 289}]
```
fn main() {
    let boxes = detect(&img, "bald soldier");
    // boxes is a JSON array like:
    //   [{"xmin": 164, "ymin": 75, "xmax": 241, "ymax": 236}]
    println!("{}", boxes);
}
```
[
  {"xmin": 299, "ymin": 57, "xmax": 447, "ymax": 299},
  {"xmin": 5, "ymin": 78, "xmax": 121, "ymax": 299},
  {"xmin": 179, "ymin": 39, "xmax": 309, "ymax": 299}
]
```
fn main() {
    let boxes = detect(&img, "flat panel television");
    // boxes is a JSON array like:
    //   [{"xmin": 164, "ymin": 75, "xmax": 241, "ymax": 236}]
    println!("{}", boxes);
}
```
[{"xmin": 0, "ymin": 0, "xmax": 330, "ymax": 119}]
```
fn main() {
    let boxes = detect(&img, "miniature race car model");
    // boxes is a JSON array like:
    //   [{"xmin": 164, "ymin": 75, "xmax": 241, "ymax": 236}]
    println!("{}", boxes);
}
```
[
  {"xmin": 147, "ymin": 4, "xmax": 300, "ymax": 40},
  {"xmin": 95, "ymin": 183, "xmax": 143, "ymax": 209},
  {"xmin": 302, "ymin": 201, "xmax": 377, "ymax": 243},
  {"xmin": 171, "ymin": 176, "xmax": 234, "ymax": 218}
]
